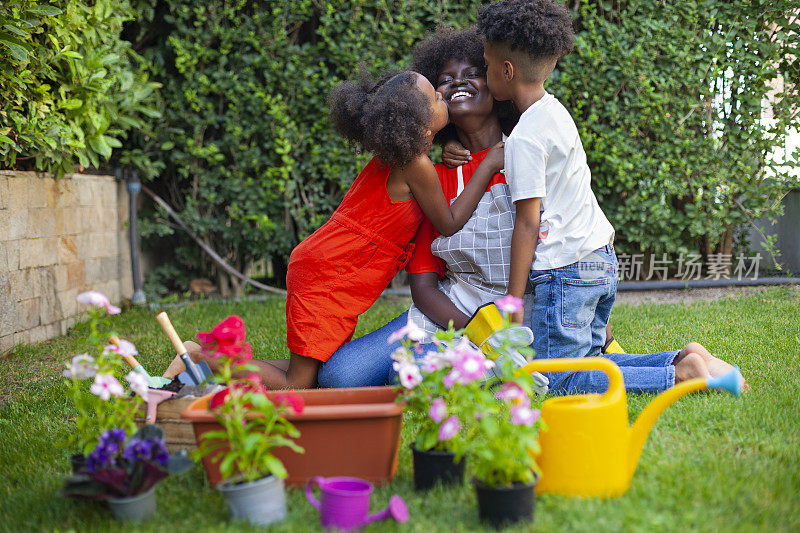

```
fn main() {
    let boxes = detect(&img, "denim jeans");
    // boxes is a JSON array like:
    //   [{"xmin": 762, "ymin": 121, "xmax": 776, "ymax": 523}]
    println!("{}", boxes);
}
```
[{"xmin": 527, "ymin": 244, "xmax": 677, "ymax": 394}]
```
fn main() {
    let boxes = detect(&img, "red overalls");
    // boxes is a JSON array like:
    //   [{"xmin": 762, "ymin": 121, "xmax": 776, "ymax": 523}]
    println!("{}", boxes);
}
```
[{"xmin": 286, "ymin": 157, "xmax": 424, "ymax": 361}]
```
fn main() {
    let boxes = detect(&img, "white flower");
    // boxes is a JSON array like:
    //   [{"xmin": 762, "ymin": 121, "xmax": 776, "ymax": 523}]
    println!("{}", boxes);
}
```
[
  {"xmin": 105, "ymin": 338, "xmax": 138, "ymax": 357},
  {"xmin": 393, "ymin": 361, "xmax": 423, "ymax": 389},
  {"xmin": 387, "ymin": 320, "xmax": 427, "ymax": 344},
  {"xmin": 90, "ymin": 372, "xmax": 124, "ymax": 401},
  {"xmin": 419, "ymin": 351, "xmax": 448, "ymax": 373},
  {"xmin": 63, "ymin": 354, "xmax": 97, "ymax": 380},
  {"xmin": 77, "ymin": 291, "xmax": 121, "ymax": 315},
  {"xmin": 390, "ymin": 346, "xmax": 413, "ymax": 364},
  {"xmin": 125, "ymin": 371, "xmax": 149, "ymax": 401}
]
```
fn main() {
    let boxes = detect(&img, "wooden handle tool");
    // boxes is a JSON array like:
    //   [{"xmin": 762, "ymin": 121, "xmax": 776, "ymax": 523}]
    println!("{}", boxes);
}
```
[{"xmin": 156, "ymin": 312, "xmax": 203, "ymax": 385}]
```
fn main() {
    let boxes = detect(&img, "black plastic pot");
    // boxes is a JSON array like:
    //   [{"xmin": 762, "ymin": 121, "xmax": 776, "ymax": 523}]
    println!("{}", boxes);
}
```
[
  {"xmin": 473, "ymin": 478, "xmax": 536, "ymax": 528},
  {"xmin": 411, "ymin": 445, "xmax": 465, "ymax": 491},
  {"xmin": 70, "ymin": 454, "xmax": 86, "ymax": 473}
]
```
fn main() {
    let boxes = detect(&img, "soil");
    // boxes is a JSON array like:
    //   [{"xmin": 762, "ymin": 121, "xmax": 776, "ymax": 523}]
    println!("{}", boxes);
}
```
[{"xmin": 159, "ymin": 377, "xmax": 184, "ymax": 393}]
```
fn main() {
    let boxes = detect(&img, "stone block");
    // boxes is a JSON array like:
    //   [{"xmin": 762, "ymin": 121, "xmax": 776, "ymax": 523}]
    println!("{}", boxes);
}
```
[
  {"xmin": 53, "ymin": 178, "xmax": 78, "ymax": 208},
  {"xmin": 8, "ymin": 209, "xmax": 28, "ymax": 240},
  {"xmin": 3, "ymin": 239, "xmax": 19, "ymax": 270},
  {"xmin": 38, "ymin": 268, "xmax": 59, "ymax": 325},
  {"xmin": 6, "ymin": 175, "xmax": 28, "ymax": 209},
  {"xmin": 0, "ymin": 334, "xmax": 15, "ymax": 354},
  {"xmin": 87, "ymin": 233, "xmax": 105, "ymax": 259},
  {"xmin": 0, "ymin": 176, "xmax": 8, "ymax": 209},
  {"xmin": 63, "ymin": 208, "xmax": 81, "ymax": 234},
  {"xmin": 0, "ymin": 273, "xmax": 15, "ymax": 336},
  {"xmin": 27, "ymin": 176, "xmax": 50, "ymax": 208},
  {"xmin": 13, "ymin": 267, "xmax": 41, "ymax": 299},
  {"xmin": 27, "ymin": 325, "xmax": 49, "ymax": 344},
  {"xmin": 84, "ymin": 257, "xmax": 101, "ymax": 284},
  {"xmin": 101, "ymin": 179, "xmax": 118, "ymax": 208},
  {"xmin": 55, "ymin": 264, "xmax": 68, "ymax": 291},
  {"xmin": 66, "ymin": 261, "xmax": 85, "ymax": 289},
  {"xmin": 76, "ymin": 177, "xmax": 95, "ymax": 206},
  {"xmin": 19, "ymin": 297, "xmax": 40, "ymax": 330},
  {"xmin": 58, "ymin": 288, "xmax": 78, "ymax": 318},
  {"xmin": 41, "ymin": 237, "xmax": 59, "ymax": 266},
  {"xmin": 99, "ymin": 256, "xmax": 118, "ymax": 282},
  {"xmin": 103, "ymin": 231, "xmax": 119, "ymax": 257},
  {"xmin": 58, "ymin": 235, "xmax": 79, "ymax": 263},
  {"xmin": 27, "ymin": 208, "xmax": 56, "ymax": 238},
  {"xmin": 19, "ymin": 238, "xmax": 44, "ymax": 269}
]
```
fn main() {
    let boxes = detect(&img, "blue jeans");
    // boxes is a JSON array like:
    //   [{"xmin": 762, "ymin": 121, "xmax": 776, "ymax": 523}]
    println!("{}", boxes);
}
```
[
  {"xmin": 528, "ymin": 244, "xmax": 677, "ymax": 394},
  {"xmin": 317, "ymin": 311, "xmax": 414, "ymax": 388}
]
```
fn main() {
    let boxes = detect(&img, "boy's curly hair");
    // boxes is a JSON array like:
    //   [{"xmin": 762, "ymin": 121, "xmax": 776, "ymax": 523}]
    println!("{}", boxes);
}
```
[
  {"xmin": 328, "ymin": 67, "xmax": 432, "ymax": 168},
  {"xmin": 478, "ymin": 0, "xmax": 574, "ymax": 61},
  {"xmin": 412, "ymin": 25, "xmax": 519, "ymax": 143}
]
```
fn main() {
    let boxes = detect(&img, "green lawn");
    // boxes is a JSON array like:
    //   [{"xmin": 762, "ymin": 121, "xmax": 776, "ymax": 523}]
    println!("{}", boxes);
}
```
[{"xmin": 1, "ymin": 287, "xmax": 798, "ymax": 532}]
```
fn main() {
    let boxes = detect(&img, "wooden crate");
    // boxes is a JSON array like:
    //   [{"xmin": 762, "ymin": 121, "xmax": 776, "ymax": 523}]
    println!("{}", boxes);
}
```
[{"xmin": 135, "ymin": 396, "xmax": 198, "ymax": 453}]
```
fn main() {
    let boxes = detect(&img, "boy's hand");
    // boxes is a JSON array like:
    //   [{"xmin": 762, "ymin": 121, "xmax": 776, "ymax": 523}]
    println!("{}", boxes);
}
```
[
  {"xmin": 442, "ymin": 139, "xmax": 472, "ymax": 168},
  {"xmin": 482, "ymin": 140, "xmax": 505, "ymax": 174}
]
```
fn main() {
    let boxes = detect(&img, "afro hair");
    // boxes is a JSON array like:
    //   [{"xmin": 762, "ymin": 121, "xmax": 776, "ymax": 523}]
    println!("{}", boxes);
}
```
[
  {"xmin": 411, "ymin": 25, "xmax": 520, "ymax": 143},
  {"xmin": 327, "ymin": 67, "xmax": 433, "ymax": 168},
  {"xmin": 478, "ymin": 0, "xmax": 575, "ymax": 61}
]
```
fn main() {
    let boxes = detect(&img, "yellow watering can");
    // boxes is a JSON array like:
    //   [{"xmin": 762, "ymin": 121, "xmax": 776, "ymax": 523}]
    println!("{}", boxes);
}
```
[{"xmin": 521, "ymin": 357, "xmax": 742, "ymax": 497}]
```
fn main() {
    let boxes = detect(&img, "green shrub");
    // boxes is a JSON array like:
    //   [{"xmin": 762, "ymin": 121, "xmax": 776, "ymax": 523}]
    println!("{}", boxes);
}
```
[
  {"xmin": 0, "ymin": 0, "xmax": 160, "ymax": 176},
  {"xmin": 131, "ymin": 1, "xmax": 799, "ymax": 294}
]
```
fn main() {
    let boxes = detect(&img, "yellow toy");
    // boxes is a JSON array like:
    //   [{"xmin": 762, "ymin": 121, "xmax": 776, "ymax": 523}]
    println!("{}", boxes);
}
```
[{"xmin": 521, "ymin": 357, "xmax": 742, "ymax": 497}]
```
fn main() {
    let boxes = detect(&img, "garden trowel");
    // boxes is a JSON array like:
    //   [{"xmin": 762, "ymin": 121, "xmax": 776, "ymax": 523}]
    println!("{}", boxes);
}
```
[
  {"xmin": 108, "ymin": 335, "xmax": 172, "ymax": 388},
  {"xmin": 156, "ymin": 311, "xmax": 213, "ymax": 385}
]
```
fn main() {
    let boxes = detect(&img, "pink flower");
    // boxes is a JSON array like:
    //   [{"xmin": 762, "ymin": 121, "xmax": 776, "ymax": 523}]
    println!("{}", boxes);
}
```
[
  {"xmin": 63, "ymin": 354, "xmax": 96, "ymax": 379},
  {"xmin": 419, "ymin": 351, "xmax": 447, "ymax": 373},
  {"xmin": 394, "ymin": 361, "xmax": 422, "ymax": 389},
  {"xmin": 125, "ymin": 371, "xmax": 149, "ymax": 401},
  {"xmin": 495, "ymin": 382, "xmax": 530, "ymax": 407},
  {"xmin": 496, "ymin": 295, "xmax": 524, "ymax": 315},
  {"xmin": 196, "ymin": 315, "xmax": 252, "ymax": 364},
  {"xmin": 274, "ymin": 392, "xmax": 305, "ymax": 414},
  {"xmin": 510, "ymin": 405, "xmax": 540, "ymax": 426},
  {"xmin": 105, "ymin": 338, "xmax": 138, "ymax": 357},
  {"xmin": 438, "ymin": 415, "xmax": 461, "ymax": 441},
  {"xmin": 90, "ymin": 373, "xmax": 124, "ymax": 401},
  {"xmin": 77, "ymin": 291, "xmax": 121, "ymax": 315},
  {"xmin": 429, "ymin": 398, "xmax": 447, "ymax": 423},
  {"xmin": 387, "ymin": 320, "xmax": 426, "ymax": 344},
  {"xmin": 443, "ymin": 369, "xmax": 459, "ymax": 389},
  {"xmin": 451, "ymin": 346, "xmax": 494, "ymax": 384}
]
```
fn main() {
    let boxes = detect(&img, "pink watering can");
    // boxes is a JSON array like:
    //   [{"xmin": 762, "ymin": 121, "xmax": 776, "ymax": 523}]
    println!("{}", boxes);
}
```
[{"xmin": 305, "ymin": 476, "xmax": 409, "ymax": 531}]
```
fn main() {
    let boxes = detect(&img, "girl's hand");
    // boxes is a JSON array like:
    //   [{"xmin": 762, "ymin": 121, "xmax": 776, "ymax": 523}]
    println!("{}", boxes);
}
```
[
  {"xmin": 442, "ymin": 140, "xmax": 472, "ymax": 168},
  {"xmin": 482, "ymin": 140, "xmax": 505, "ymax": 174}
]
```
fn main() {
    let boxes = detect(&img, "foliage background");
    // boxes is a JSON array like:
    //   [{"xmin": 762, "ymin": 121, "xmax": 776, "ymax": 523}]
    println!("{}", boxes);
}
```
[{"xmin": 3, "ymin": 1, "xmax": 798, "ymax": 295}]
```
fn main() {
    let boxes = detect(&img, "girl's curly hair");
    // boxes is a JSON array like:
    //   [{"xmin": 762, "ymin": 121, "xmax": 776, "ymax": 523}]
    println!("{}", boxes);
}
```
[
  {"xmin": 478, "ymin": 0, "xmax": 574, "ymax": 60},
  {"xmin": 412, "ymin": 25, "xmax": 520, "ymax": 144},
  {"xmin": 327, "ymin": 67, "xmax": 432, "ymax": 168}
]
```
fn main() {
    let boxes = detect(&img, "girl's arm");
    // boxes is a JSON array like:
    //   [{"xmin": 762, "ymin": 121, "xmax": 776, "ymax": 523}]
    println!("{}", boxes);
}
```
[
  {"xmin": 409, "ymin": 272, "xmax": 470, "ymax": 330},
  {"xmin": 405, "ymin": 141, "xmax": 504, "ymax": 237}
]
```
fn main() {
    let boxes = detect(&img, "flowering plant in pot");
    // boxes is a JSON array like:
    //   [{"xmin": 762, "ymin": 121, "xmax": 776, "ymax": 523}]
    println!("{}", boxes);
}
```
[
  {"xmin": 468, "ymin": 297, "xmax": 546, "ymax": 528},
  {"xmin": 191, "ymin": 315, "xmax": 305, "ymax": 526},
  {"xmin": 60, "ymin": 425, "xmax": 193, "ymax": 522},
  {"xmin": 63, "ymin": 291, "xmax": 148, "ymax": 463},
  {"xmin": 392, "ymin": 322, "xmax": 495, "ymax": 490}
]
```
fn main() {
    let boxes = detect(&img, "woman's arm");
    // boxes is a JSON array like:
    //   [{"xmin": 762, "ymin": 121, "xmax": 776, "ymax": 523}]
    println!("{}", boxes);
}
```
[
  {"xmin": 409, "ymin": 272, "xmax": 470, "ymax": 330},
  {"xmin": 405, "ymin": 141, "xmax": 504, "ymax": 237}
]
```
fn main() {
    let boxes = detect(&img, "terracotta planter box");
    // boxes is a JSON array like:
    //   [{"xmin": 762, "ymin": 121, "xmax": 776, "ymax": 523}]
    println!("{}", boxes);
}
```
[
  {"xmin": 181, "ymin": 386, "xmax": 403, "ymax": 487},
  {"xmin": 135, "ymin": 397, "xmax": 197, "ymax": 453}
]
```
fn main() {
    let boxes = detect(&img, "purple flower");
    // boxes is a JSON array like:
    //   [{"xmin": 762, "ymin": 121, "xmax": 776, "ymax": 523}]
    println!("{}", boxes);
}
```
[
  {"xmin": 451, "ymin": 346, "xmax": 494, "ymax": 384},
  {"xmin": 495, "ymin": 295, "xmax": 524, "ymax": 315},
  {"xmin": 90, "ymin": 372, "xmax": 124, "ymax": 400},
  {"xmin": 393, "ymin": 361, "xmax": 422, "ymax": 389},
  {"xmin": 438, "ymin": 416, "xmax": 461, "ymax": 441},
  {"xmin": 510, "ymin": 405, "xmax": 540, "ymax": 426},
  {"xmin": 86, "ymin": 429, "xmax": 126, "ymax": 472},
  {"xmin": 387, "ymin": 320, "xmax": 426, "ymax": 344},
  {"xmin": 123, "ymin": 440, "xmax": 153, "ymax": 462},
  {"xmin": 495, "ymin": 382, "xmax": 530, "ymax": 407},
  {"xmin": 150, "ymin": 439, "xmax": 169, "ymax": 465},
  {"xmin": 63, "ymin": 354, "xmax": 96, "ymax": 380},
  {"xmin": 429, "ymin": 398, "xmax": 447, "ymax": 423},
  {"xmin": 77, "ymin": 290, "xmax": 121, "ymax": 315}
]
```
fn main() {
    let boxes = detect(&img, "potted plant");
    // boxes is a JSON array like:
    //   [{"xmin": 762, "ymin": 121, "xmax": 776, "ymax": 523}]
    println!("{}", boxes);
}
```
[
  {"xmin": 60, "ymin": 425, "xmax": 193, "ymax": 522},
  {"xmin": 468, "ymin": 296, "xmax": 545, "ymax": 528},
  {"xmin": 392, "ymin": 322, "xmax": 494, "ymax": 490},
  {"xmin": 190, "ymin": 315, "xmax": 305, "ymax": 526}
]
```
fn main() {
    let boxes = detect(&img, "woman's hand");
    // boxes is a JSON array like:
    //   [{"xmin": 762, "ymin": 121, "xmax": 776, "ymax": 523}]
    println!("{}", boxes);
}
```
[
  {"xmin": 482, "ymin": 140, "xmax": 505, "ymax": 174},
  {"xmin": 442, "ymin": 139, "xmax": 472, "ymax": 168}
]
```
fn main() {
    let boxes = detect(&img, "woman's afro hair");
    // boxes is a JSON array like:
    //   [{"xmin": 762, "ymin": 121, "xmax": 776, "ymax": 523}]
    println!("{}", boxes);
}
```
[
  {"xmin": 327, "ymin": 66, "xmax": 432, "ymax": 168},
  {"xmin": 411, "ymin": 25, "xmax": 520, "ymax": 143},
  {"xmin": 478, "ymin": 0, "xmax": 574, "ymax": 60}
]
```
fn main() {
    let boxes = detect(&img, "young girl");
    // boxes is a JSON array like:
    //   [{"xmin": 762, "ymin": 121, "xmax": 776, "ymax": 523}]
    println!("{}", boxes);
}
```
[{"xmin": 252, "ymin": 68, "xmax": 504, "ymax": 388}]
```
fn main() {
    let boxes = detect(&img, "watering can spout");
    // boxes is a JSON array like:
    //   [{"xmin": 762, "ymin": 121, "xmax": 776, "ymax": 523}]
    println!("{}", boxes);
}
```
[{"xmin": 628, "ymin": 367, "xmax": 742, "ymax": 477}]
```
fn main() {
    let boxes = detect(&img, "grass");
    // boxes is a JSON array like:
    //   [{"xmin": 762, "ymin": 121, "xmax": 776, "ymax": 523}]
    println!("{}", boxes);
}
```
[{"xmin": 0, "ymin": 287, "xmax": 798, "ymax": 532}]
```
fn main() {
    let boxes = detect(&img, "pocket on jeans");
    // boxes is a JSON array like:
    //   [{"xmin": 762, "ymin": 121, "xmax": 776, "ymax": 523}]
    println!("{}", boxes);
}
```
[{"xmin": 561, "ymin": 276, "xmax": 611, "ymax": 329}]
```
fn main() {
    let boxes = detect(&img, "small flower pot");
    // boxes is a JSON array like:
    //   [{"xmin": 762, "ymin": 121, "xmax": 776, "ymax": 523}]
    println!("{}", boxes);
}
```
[
  {"xmin": 473, "ymin": 478, "xmax": 536, "ymax": 528},
  {"xmin": 107, "ymin": 485, "xmax": 157, "ymax": 522},
  {"xmin": 411, "ymin": 445, "xmax": 465, "ymax": 491},
  {"xmin": 69, "ymin": 454, "xmax": 85, "ymax": 473},
  {"xmin": 217, "ymin": 475, "xmax": 287, "ymax": 526}
]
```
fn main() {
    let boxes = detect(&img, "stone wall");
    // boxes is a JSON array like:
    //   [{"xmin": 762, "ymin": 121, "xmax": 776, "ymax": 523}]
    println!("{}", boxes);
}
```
[{"xmin": 0, "ymin": 171, "xmax": 132, "ymax": 353}]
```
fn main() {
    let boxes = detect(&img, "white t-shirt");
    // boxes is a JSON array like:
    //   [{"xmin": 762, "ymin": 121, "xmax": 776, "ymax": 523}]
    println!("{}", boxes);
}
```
[{"xmin": 504, "ymin": 92, "xmax": 614, "ymax": 270}]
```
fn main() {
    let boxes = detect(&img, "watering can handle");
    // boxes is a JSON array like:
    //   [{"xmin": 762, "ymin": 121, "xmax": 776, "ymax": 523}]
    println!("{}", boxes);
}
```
[
  {"xmin": 521, "ymin": 357, "xmax": 625, "ymax": 401},
  {"xmin": 305, "ymin": 477, "xmax": 323, "ymax": 510}
]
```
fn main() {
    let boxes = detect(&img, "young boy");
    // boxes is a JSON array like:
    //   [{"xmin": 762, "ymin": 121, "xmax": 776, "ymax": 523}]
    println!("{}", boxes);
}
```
[{"xmin": 476, "ymin": 0, "xmax": 742, "ymax": 393}]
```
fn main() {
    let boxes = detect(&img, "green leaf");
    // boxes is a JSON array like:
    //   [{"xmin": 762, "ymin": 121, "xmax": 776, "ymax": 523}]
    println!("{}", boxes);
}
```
[
  {"xmin": 88, "ymin": 136, "xmax": 112, "ymax": 158},
  {"xmin": 25, "ymin": 5, "xmax": 63, "ymax": 16},
  {"xmin": 0, "ymin": 134, "xmax": 15, "ymax": 146}
]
